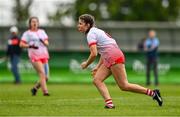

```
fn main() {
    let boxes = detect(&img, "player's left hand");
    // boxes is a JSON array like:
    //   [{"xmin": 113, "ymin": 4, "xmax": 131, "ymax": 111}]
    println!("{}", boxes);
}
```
[{"xmin": 81, "ymin": 61, "xmax": 87, "ymax": 69}]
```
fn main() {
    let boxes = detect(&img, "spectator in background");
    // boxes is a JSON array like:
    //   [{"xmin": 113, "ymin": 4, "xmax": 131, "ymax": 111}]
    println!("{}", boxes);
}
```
[
  {"xmin": 6, "ymin": 26, "xmax": 22, "ymax": 84},
  {"xmin": 144, "ymin": 29, "xmax": 160, "ymax": 86}
]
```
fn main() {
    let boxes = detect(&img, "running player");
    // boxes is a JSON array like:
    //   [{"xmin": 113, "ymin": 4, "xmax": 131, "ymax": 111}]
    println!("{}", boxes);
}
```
[
  {"xmin": 77, "ymin": 14, "xmax": 163, "ymax": 109},
  {"xmin": 19, "ymin": 17, "xmax": 50, "ymax": 96}
]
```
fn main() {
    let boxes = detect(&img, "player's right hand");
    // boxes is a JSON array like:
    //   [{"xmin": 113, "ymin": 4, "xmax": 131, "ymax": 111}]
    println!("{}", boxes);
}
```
[{"xmin": 81, "ymin": 61, "xmax": 88, "ymax": 69}]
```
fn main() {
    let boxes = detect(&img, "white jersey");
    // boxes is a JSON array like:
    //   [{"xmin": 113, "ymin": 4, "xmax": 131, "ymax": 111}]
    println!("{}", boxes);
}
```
[
  {"xmin": 21, "ymin": 29, "xmax": 49, "ymax": 60},
  {"xmin": 87, "ymin": 27, "xmax": 118, "ymax": 55}
]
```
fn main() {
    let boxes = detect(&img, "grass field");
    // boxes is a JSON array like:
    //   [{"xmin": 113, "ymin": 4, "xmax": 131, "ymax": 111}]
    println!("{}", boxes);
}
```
[
  {"xmin": 0, "ymin": 58, "xmax": 180, "ymax": 116},
  {"xmin": 0, "ymin": 83, "xmax": 180, "ymax": 116}
]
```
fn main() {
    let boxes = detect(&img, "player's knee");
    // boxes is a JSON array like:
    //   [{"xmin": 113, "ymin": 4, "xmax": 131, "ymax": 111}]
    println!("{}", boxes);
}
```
[
  {"xmin": 119, "ymin": 83, "xmax": 129, "ymax": 91},
  {"xmin": 38, "ymin": 71, "xmax": 46, "ymax": 79},
  {"xmin": 93, "ymin": 78, "xmax": 102, "ymax": 86},
  {"xmin": 37, "ymin": 69, "xmax": 44, "ymax": 75},
  {"xmin": 92, "ymin": 78, "xmax": 98, "ymax": 85}
]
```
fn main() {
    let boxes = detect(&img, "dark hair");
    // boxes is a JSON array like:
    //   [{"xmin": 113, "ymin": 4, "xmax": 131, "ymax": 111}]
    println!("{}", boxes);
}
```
[
  {"xmin": 79, "ymin": 14, "xmax": 95, "ymax": 33},
  {"xmin": 28, "ymin": 16, "xmax": 39, "ymax": 29}
]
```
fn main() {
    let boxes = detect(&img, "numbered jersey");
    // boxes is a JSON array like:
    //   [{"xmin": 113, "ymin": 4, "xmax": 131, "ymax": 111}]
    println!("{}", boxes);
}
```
[
  {"xmin": 87, "ymin": 27, "xmax": 118, "ymax": 54},
  {"xmin": 21, "ymin": 29, "xmax": 49, "ymax": 60},
  {"xmin": 87, "ymin": 27, "xmax": 125, "ymax": 67}
]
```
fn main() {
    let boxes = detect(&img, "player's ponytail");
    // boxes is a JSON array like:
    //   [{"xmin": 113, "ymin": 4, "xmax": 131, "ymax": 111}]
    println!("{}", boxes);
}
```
[{"xmin": 79, "ymin": 14, "xmax": 95, "ymax": 34}]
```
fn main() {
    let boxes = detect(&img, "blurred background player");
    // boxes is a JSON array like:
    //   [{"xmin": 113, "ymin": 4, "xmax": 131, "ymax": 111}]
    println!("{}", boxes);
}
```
[
  {"xmin": 78, "ymin": 14, "xmax": 163, "ymax": 108},
  {"xmin": 19, "ymin": 17, "xmax": 50, "ymax": 96},
  {"xmin": 6, "ymin": 26, "xmax": 22, "ymax": 84},
  {"xmin": 144, "ymin": 30, "xmax": 160, "ymax": 86}
]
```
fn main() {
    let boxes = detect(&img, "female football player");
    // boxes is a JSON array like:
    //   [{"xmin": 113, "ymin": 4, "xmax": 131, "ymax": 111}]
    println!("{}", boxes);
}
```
[
  {"xmin": 77, "ymin": 14, "xmax": 163, "ymax": 108},
  {"xmin": 20, "ymin": 17, "xmax": 50, "ymax": 96}
]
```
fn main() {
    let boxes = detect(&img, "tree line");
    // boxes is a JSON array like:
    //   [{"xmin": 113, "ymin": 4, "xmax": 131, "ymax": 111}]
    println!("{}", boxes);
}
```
[{"xmin": 14, "ymin": 0, "xmax": 180, "ymax": 26}]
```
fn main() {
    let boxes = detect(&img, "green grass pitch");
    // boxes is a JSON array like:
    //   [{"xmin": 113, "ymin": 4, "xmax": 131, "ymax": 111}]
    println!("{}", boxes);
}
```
[{"xmin": 0, "ymin": 83, "xmax": 180, "ymax": 116}]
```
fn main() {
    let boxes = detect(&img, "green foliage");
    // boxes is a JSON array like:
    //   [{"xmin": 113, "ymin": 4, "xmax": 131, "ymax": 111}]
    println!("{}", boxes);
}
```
[
  {"xmin": 74, "ymin": 0, "xmax": 102, "ymax": 21},
  {"xmin": 74, "ymin": 0, "xmax": 180, "ymax": 21},
  {"xmin": 12, "ymin": 0, "xmax": 180, "ymax": 26},
  {"xmin": 48, "ymin": 3, "xmax": 74, "ymax": 26},
  {"xmin": 13, "ymin": 0, "xmax": 33, "ymax": 25}
]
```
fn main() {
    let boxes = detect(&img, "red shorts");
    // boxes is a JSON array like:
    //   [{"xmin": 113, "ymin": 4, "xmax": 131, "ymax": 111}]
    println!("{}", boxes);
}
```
[
  {"xmin": 102, "ymin": 47, "xmax": 125, "ymax": 68},
  {"xmin": 31, "ymin": 58, "xmax": 48, "ymax": 64}
]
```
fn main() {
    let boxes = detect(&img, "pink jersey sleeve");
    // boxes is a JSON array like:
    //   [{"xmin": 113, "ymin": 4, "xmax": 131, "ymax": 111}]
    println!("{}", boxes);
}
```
[{"xmin": 87, "ymin": 32, "xmax": 97, "ymax": 47}]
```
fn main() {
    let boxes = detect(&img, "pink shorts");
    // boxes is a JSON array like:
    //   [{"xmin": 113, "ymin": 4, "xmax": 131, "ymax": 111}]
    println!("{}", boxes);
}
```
[
  {"xmin": 31, "ymin": 58, "xmax": 48, "ymax": 64},
  {"xmin": 102, "ymin": 48, "xmax": 125, "ymax": 68}
]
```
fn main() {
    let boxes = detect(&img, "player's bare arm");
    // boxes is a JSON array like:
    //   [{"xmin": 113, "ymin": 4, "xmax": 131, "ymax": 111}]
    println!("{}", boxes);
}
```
[
  {"xmin": 19, "ymin": 41, "xmax": 38, "ymax": 49},
  {"xmin": 81, "ymin": 44, "xmax": 97, "ymax": 69},
  {"xmin": 19, "ymin": 41, "xmax": 29, "ymax": 48}
]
